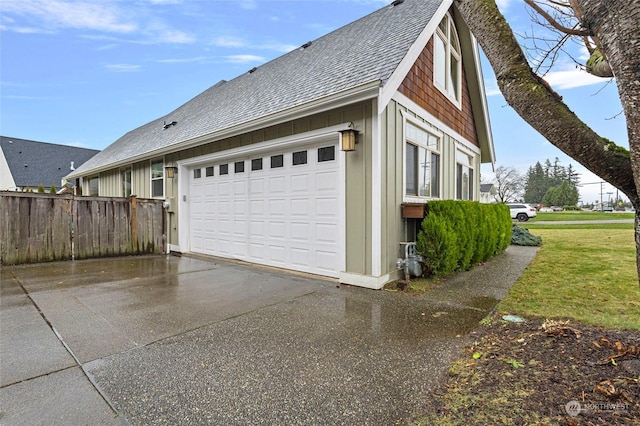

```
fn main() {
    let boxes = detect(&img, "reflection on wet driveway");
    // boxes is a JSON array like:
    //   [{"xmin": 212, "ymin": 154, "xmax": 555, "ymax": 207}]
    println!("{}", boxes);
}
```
[{"xmin": 1, "ymin": 247, "xmax": 537, "ymax": 425}]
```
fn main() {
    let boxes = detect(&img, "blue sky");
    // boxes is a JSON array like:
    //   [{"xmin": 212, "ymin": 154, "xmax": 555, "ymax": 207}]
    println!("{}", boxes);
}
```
[{"xmin": 0, "ymin": 0, "xmax": 629, "ymax": 204}]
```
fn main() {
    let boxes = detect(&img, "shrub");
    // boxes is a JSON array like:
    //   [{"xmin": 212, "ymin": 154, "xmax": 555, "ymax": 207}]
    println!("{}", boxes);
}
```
[
  {"xmin": 511, "ymin": 225, "xmax": 542, "ymax": 246},
  {"xmin": 416, "ymin": 201, "xmax": 512, "ymax": 276},
  {"xmin": 416, "ymin": 214, "xmax": 458, "ymax": 276}
]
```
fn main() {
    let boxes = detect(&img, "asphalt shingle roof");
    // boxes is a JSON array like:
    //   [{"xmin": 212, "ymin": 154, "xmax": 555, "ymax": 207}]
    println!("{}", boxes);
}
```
[
  {"xmin": 1, "ymin": 136, "xmax": 99, "ymax": 188},
  {"xmin": 72, "ymin": 0, "xmax": 443, "ymax": 176}
]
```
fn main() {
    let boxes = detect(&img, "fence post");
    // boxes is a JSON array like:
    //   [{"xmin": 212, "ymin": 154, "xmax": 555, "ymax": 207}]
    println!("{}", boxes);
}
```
[
  {"xmin": 131, "ymin": 195, "xmax": 138, "ymax": 252},
  {"xmin": 71, "ymin": 194, "xmax": 76, "ymax": 260}
]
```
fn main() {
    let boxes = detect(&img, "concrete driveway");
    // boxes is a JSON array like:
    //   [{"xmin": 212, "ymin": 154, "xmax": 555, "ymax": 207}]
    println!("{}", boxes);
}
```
[{"xmin": 1, "ymin": 247, "xmax": 537, "ymax": 425}]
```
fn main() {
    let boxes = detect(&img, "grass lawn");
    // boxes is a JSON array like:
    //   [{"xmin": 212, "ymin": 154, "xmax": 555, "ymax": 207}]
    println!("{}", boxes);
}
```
[
  {"xmin": 500, "ymin": 223, "xmax": 640, "ymax": 330},
  {"xmin": 530, "ymin": 210, "xmax": 634, "ymax": 221}
]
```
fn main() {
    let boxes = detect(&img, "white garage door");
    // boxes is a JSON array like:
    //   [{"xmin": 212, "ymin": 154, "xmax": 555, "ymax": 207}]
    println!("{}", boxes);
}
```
[{"xmin": 188, "ymin": 142, "xmax": 341, "ymax": 278}]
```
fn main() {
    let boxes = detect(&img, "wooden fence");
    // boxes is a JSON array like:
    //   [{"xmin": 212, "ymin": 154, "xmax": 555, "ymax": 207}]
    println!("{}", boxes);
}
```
[{"xmin": 0, "ymin": 192, "xmax": 165, "ymax": 265}]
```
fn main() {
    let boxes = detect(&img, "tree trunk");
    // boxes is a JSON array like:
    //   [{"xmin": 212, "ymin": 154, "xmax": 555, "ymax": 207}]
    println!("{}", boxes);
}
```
[
  {"xmin": 578, "ymin": 0, "xmax": 640, "ymax": 281},
  {"xmin": 454, "ymin": 0, "xmax": 640, "ymax": 283}
]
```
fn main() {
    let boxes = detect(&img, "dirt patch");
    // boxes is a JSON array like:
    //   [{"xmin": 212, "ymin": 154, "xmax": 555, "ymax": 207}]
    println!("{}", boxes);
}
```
[{"xmin": 416, "ymin": 315, "xmax": 640, "ymax": 425}]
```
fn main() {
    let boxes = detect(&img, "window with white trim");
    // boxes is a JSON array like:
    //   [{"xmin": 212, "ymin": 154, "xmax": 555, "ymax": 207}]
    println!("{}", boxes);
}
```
[
  {"xmin": 405, "ymin": 122, "xmax": 440, "ymax": 199},
  {"xmin": 151, "ymin": 159, "xmax": 164, "ymax": 198},
  {"xmin": 434, "ymin": 13, "xmax": 461, "ymax": 105},
  {"xmin": 456, "ymin": 150, "xmax": 474, "ymax": 200},
  {"xmin": 122, "ymin": 168, "xmax": 132, "ymax": 197}
]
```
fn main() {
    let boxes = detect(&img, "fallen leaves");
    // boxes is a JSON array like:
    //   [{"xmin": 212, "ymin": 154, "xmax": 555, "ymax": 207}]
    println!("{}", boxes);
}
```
[
  {"xmin": 540, "ymin": 319, "xmax": 582, "ymax": 338},
  {"xmin": 595, "ymin": 336, "xmax": 640, "ymax": 365}
]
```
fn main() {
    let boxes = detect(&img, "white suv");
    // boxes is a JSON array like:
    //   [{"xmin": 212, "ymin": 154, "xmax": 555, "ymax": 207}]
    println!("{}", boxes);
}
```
[{"xmin": 507, "ymin": 203, "xmax": 537, "ymax": 222}]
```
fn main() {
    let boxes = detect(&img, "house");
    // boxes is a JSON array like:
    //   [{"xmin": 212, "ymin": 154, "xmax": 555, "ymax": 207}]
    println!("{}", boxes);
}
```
[
  {"xmin": 0, "ymin": 136, "xmax": 99, "ymax": 192},
  {"xmin": 66, "ymin": 0, "xmax": 495, "ymax": 289},
  {"xmin": 480, "ymin": 183, "xmax": 497, "ymax": 203}
]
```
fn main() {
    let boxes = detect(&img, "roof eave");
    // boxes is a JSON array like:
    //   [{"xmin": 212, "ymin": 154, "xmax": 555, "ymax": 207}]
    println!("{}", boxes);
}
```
[
  {"xmin": 66, "ymin": 79, "xmax": 381, "ymax": 180},
  {"xmin": 453, "ymin": 7, "xmax": 496, "ymax": 167}
]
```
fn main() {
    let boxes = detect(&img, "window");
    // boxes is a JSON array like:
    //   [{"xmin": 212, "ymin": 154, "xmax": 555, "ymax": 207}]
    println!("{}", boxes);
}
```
[
  {"xmin": 292, "ymin": 150, "xmax": 307, "ymax": 165},
  {"xmin": 88, "ymin": 176, "xmax": 99, "ymax": 196},
  {"xmin": 271, "ymin": 154, "xmax": 284, "ymax": 168},
  {"xmin": 220, "ymin": 164, "xmax": 229, "ymax": 175},
  {"xmin": 434, "ymin": 14, "xmax": 461, "ymax": 104},
  {"xmin": 206, "ymin": 166, "xmax": 214, "ymax": 177},
  {"xmin": 405, "ymin": 123, "xmax": 440, "ymax": 198},
  {"xmin": 234, "ymin": 161, "xmax": 245, "ymax": 173},
  {"xmin": 456, "ymin": 150, "xmax": 474, "ymax": 200},
  {"xmin": 193, "ymin": 168, "xmax": 202, "ymax": 179},
  {"xmin": 121, "ymin": 168, "xmax": 132, "ymax": 197},
  {"xmin": 318, "ymin": 146, "xmax": 335, "ymax": 162},
  {"xmin": 251, "ymin": 158, "xmax": 263, "ymax": 171},
  {"xmin": 151, "ymin": 160, "xmax": 164, "ymax": 198}
]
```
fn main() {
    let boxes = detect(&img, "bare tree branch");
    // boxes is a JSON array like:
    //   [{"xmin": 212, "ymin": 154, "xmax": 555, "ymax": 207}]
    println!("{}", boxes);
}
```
[{"xmin": 524, "ymin": 0, "xmax": 589, "ymax": 35}]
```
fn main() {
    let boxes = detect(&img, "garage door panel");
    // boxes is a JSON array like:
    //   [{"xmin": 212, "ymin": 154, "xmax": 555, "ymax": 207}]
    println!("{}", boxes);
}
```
[
  {"xmin": 234, "ymin": 180, "xmax": 247, "ymax": 195},
  {"xmin": 269, "ymin": 199, "xmax": 286, "ymax": 216},
  {"xmin": 315, "ymin": 251, "xmax": 337, "ymax": 272},
  {"xmin": 316, "ymin": 223, "xmax": 337, "ymax": 243},
  {"xmin": 290, "ymin": 222, "xmax": 310, "ymax": 242},
  {"xmin": 315, "ymin": 171, "xmax": 338, "ymax": 191},
  {"xmin": 290, "ymin": 247, "xmax": 310, "ymax": 267},
  {"xmin": 189, "ymin": 141, "xmax": 340, "ymax": 278},
  {"xmin": 268, "ymin": 221, "xmax": 287, "ymax": 239},
  {"xmin": 269, "ymin": 176, "xmax": 286, "ymax": 193},
  {"xmin": 218, "ymin": 182, "xmax": 231, "ymax": 195},
  {"xmin": 316, "ymin": 198, "xmax": 338, "ymax": 217},
  {"xmin": 290, "ymin": 198, "xmax": 309, "ymax": 216},
  {"xmin": 290, "ymin": 174, "xmax": 309, "ymax": 192},
  {"xmin": 249, "ymin": 178, "xmax": 264, "ymax": 194}
]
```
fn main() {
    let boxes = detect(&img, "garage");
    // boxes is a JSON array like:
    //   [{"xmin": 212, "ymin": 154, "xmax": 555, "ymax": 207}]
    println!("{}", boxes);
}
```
[{"xmin": 187, "ymin": 140, "xmax": 342, "ymax": 278}]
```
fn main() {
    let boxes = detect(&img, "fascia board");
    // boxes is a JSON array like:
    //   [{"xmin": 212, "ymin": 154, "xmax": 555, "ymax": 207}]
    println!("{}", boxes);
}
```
[{"xmin": 66, "ymin": 80, "xmax": 381, "ymax": 180}]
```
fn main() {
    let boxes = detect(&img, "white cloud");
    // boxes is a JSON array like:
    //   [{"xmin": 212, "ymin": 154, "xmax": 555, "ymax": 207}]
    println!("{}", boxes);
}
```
[
  {"xmin": 1, "ymin": 0, "xmax": 136, "ymax": 33},
  {"xmin": 2, "ymin": 0, "xmax": 195, "ymax": 44},
  {"xmin": 544, "ymin": 68, "xmax": 608, "ymax": 90},
  {"xmin": 105, "ymin": 64, "xmax": 142, "ymax": 72},
  {"xmin": 239, "ymin": 0, "xmax": 257, "ymax": 10},
  {"xmin": 224, "ymin": 54, "xmax": 265, "ymax": 64},
  {"xmin": 157, "ymin": 56, "xmax": 207, "ymax": 63},
  {"xmin": 212, "ymin": 36, "xmax": 247, "ymax": 48},
  {"xmin": 495, "ymin": 0, "xmax": 513, "ymax": 13},
  {"xmin": 212, "ymin": 36, "xmax": 296, "ymax": 53}
]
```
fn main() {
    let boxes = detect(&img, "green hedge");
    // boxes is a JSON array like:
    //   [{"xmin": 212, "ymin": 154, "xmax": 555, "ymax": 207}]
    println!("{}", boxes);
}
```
[{"xmin": 416, "ymin": 200, "xmax": 511, "ymax": 276}]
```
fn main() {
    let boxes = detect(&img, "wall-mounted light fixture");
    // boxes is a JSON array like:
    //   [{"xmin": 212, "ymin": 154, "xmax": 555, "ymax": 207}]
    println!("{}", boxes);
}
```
[
  {"xmin": 165, "ymin": 166, "xmax": 178, "ymax": 178},
  {"xmin": 340, "ymin": 125, "xmax": 359, "ymax": 152}
]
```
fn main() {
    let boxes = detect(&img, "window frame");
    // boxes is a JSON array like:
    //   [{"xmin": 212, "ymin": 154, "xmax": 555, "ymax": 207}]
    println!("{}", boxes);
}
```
[
  {"xmin": 121, "ymin": 167, "xmax": 132, "ymax": 197},
  {"xmin": 433, "ymin": 13, "xmax": 462, "ymax": 108},
  {"xmin": 455, "ymin": 149, "xmax": 475, "ymax": 201},
  {"xmin": 150, "ymin": 159, "xmax": 164, "ymax": 199},
  {"xmin": 403, "ymin": 119, "xmax": 442, "ymax": 202}
]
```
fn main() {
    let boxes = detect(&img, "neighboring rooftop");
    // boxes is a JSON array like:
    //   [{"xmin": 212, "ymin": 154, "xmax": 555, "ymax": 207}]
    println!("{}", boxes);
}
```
[
  {"xmin": 70, "ymin": 0, "xmax": 443, "ymax": 177},
  {"xmin": 0, "ymin": 136, "xmax": 99, "ymax": 189}
]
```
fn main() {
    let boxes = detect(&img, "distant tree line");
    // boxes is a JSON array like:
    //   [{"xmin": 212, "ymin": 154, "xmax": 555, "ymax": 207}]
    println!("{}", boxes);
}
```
[
  {"xmin": 488, "ymin": 157, "xmax": 580, "ymax": 206},
  {"xmin": 524, "ymin": 158, "xmax": 580, "ymax": 206}
]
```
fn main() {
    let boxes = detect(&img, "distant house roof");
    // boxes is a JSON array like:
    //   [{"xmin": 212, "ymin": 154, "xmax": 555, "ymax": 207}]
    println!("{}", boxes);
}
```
[
  {"xmin": 480, "ymin": 183, "xmax": 496, "ymax": 193},
  {"xmin": 69, "ymin": 0, "xmax": 447, "ymax": 178},
  {"xmin": 0, "ymin": 136, "xmax": 99, "ymax": 189}
]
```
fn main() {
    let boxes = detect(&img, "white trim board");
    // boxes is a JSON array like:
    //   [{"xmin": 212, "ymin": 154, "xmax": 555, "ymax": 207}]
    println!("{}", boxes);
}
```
[{"xmin": 394, "ymin": 91, "xmax": 481, "ymax": 156}]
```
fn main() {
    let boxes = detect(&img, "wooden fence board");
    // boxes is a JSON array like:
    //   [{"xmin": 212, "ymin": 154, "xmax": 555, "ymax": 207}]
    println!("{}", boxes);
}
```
[{"xmin": 0, "ymin": 192, "xmax": 165, "ymax": 265}]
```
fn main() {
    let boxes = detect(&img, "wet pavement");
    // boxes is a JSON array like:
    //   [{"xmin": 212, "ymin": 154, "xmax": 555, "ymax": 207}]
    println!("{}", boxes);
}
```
[{"xmin": 0, "ymin": 246, "xmax": 538, "ymax": 425}]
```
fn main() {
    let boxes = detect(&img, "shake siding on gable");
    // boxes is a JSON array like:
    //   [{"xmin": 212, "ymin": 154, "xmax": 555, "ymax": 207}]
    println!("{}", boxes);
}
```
[{"xmin": 398, "ymin": 37, "xmax": 479, "ymax": 146}]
